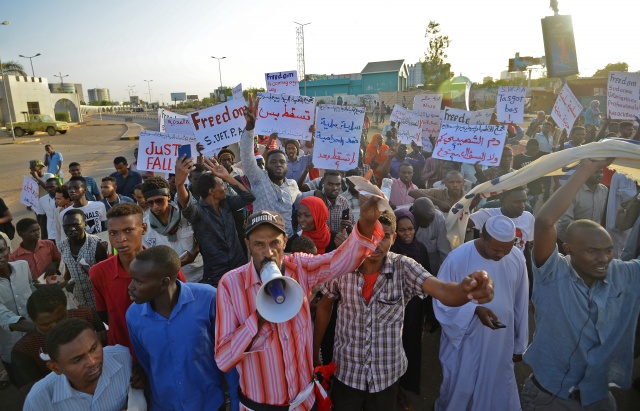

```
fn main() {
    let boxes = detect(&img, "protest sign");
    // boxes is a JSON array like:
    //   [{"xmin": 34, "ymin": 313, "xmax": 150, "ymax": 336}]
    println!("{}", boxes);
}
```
[
  {"xmin": 265, "ymin": 70, "xmax": 300, "ymax": 95},
  {"xmin": 255, "ymin": 93, "xmax": 315, "ymax": 140},
  {"xmin": 313, "ymin": 105, "xmax": 364, "ymax": 170},
  {"xmin": 413, "ymin": 93, "xmax": 442, "ymax": 113},
  {"xmin": 158, "ymin": 109, "xmax": 185, "ymax": 133},
  {"xmin": 432, "ymin": 123, "xmax": 507, "ymax": 166},
  {"xmin": 413, "ymin": 94, "xmax": 443, "ymax": 151},
  {"xmin": 20, "ymin": 176, "xmax": 40, "ymax": 209},
  {"xmin": 469, "ymin": 108, "xmax": 494, "ymax": 125},
  {"xmin": 232, "ymin": 83, "xmax": 243, "ymax": 100},
  {"xmin": 440, "ymin": 107, "xmax": 472, "ymax": 125},
  {"xmin": 497, "ymin": 86, "xmax": 526, "ymax": 123},
  {"xmin": 137, "ymin": 130, "xmax": 198, "ymax": 173},
  {"xmin": 188, "ymin": 98, "xmax": 247, "ymax": 152},
  {"xmin": 163, "ymin": 116, "xmax": 194, "ymax": 136},
  {"xmin": 397, "ymin": 110, "xmax": 424, "ymax": 145},
  {"xmin": 551, "ymin": 84, "xmax": 583, "ymax": 132},
  {"xmin": 606, "ymin": 71, "xmax": 640, "ymax": 120},
  {"xmin": 389, "ymin": 104, "xmax": 408, "ymax": 123}
]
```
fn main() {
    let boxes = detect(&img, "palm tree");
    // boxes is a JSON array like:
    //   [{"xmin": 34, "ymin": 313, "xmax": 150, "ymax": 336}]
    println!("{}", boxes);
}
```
[{"xmin": 0, "ymin": 61, "xmax": 27, "ymax": 76}]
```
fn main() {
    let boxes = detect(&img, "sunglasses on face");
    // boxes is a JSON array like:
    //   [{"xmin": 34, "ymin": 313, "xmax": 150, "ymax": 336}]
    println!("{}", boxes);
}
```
[{"xmin": 146, "ymin": 197, "xmax": 168, "ymax": 207}]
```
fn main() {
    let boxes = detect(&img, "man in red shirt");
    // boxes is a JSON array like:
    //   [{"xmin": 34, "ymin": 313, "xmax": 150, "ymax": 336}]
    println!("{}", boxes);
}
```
[
  {"xmin": 9, "ymin": 218, "xmax": 60, "ymax": 280},
  {"xmin": 89, "ymin": 203, "xmax": 184, "ymax": 351}
]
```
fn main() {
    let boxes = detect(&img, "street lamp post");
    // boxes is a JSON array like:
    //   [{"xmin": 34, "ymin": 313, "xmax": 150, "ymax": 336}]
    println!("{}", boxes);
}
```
[
  {"xmin": 211, "ymin": 56, "xmax": 225, "ymax": 99},
  {"xmin": 1, "ymin": 21, "xmax": 15, "ymax": 140},
  {"xmin": 143, "ymin": 80, "xmax": 153, "ymax": 107},
  {"xmin": 18, "ymin": 53, "xmax": 41, "ymax": 77},
  {"xmin": 54, "ymin": 72, "xmax": 68, "ymax": 86}
]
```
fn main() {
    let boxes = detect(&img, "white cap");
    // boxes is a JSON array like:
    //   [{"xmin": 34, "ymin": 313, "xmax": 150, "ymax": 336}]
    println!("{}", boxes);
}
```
[
  {"xmin": 485, "ymin": 215, "xmax": 516, "ymax": 243},
  {"xmin": 42, "ymin": 173, "xmax": 56, "ymax": 181}
]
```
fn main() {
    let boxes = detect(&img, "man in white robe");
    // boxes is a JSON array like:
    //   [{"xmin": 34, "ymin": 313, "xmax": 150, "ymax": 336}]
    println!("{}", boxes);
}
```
[{"xmin": 434, "ymin": 215, "xmax": 529, "ymax": 411}]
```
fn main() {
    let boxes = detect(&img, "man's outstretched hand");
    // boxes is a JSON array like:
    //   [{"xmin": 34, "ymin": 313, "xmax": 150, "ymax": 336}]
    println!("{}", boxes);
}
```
[
  {"xmin": 460, "ymin": 270, "xmax": 494, "ymax": 304},
  {"xmin": 245, "ymin": 94, "xmax": 260, "ymax": 131}
]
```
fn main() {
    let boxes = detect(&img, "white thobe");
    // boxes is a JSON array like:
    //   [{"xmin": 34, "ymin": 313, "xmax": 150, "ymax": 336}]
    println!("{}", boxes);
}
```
[{"xmin": 434, "ymin": 241, "xmax": 529, "ymax": 411}]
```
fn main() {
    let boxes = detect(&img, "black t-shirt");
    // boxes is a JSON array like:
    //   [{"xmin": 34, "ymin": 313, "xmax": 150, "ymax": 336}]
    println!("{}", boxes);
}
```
[
  {"xmin": 513, "ymin": 152, "xmax": 545, "ymax": 195},
  {"xmin": 0, "ymin": 197, "xmax": 14, "ymax": 239}
]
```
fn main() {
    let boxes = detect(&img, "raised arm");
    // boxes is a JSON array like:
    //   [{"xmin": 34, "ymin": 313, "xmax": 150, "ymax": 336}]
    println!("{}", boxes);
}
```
[
  {"xmin": 239, "ymin": 95, "xmax": 264, "ymax": 183},
  {"xmin": 175, "ymin": 154, "xmax": 193, "ymax": 210},
  {"xmin": 534, "ymin": 158, "xmax": 613, "ymax": 266},
  {"xmin": 422, "ymin": 270, "xmax": 494, "ymax": 306}
]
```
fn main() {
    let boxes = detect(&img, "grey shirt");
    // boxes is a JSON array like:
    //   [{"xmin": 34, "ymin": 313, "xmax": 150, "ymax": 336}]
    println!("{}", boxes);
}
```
[
  {"xmin": 180, "ymin": 189, "xmax": 255, "ymax": 286},
  {"xmin": 415, "ymin": 209, "xmax": 451, "ymax": 274}
]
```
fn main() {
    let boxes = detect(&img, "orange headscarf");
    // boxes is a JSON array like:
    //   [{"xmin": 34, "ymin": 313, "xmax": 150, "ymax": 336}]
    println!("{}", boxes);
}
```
[{"xmin": 300, "ymin": 196, "xmax": 331, "ymax": 254}]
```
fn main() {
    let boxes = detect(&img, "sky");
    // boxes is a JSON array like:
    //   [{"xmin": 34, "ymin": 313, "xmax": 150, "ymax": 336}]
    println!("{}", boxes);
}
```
[{"xmin": 1, "ymin": 0, "xmax": 637, "ymax": 104}]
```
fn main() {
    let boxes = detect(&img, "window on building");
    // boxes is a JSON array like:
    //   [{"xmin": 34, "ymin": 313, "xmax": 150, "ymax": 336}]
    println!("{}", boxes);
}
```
[{"xmin": 27, "ymin": 102, "xmax": 40, "ymax": 115}]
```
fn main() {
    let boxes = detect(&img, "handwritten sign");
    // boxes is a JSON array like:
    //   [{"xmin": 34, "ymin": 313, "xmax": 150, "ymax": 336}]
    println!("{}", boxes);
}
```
[
  {"xmin": 389, "ymin": 104, "xmax": 408, "ymax": 123},
  {"xmin": 413, "ymin": 94, "xmax": 442, "ymax": 148},
  {"xmin": 137, "ymin": 130, "xmax": 198, "ymax": 173},
  {"xmin": 432, "ymin": 123, "xmax": 507, "ymax": 166},
  {"xmin": 255, "ymin": 92, "xmax": 315, "ymax": 140},
  {"xmin": 497, "ymin": 86, "xmax": 526, "ymax": 123},
  {"xmin": 232, "ymin": 83, "xmax": 243, "ymax": 100},
  {"xmin": 20, "ymin": 176, "xmax": 40, "ymax": 209},
  {"xmin": 440, "ymin": 107, "xmax": 472, "ymax": 125},
  {"xmin": 164, "ymin": 116, "xmax": 194, "ymax": 136},
  {"xmin": 313, "ymin": 105, "xmax": 364, "ymax": 170},
  {"xmin": 188, "ymin": 98, "xmax": 246, "ymax": 152},
  {"xmin": 551, "ymin": 84, "xmax": 583, "ymax": 132},
  {"xmin": 607, "ymin": 71, "xmax": 640, "ymax": 120},
  {"xmin": 265, "ymin": 70, "xmax": 299, "ymax": 95},
  {"xmin": 397, "ymin": 110, "xmax": 424, "ymax": 145},
  {"xmin": 158, "ymin": 109, "xmax": 184, "ymax": 133},
  {"xmin": 469, "ymin": 108, "xmax": 494, "ymax": 125}
]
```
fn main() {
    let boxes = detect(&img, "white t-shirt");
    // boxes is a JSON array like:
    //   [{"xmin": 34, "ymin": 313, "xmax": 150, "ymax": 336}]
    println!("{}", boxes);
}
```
[
  {"xmin": 37, "ymin": 194, "xmax": 57, "ymax": 240},
  {"xmin": 59, "ymin": 201, "xmax": 108, "ymax": 239},
  {"xmin": 469, "ymin": 208, "xmax": 535, "ymax": 252}
]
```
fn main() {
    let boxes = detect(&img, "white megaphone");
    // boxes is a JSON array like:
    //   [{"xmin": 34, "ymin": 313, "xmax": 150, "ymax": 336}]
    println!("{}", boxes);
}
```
[{"xmin": 256, "ymin": 261, "xmax": 304, "ymax": 323}]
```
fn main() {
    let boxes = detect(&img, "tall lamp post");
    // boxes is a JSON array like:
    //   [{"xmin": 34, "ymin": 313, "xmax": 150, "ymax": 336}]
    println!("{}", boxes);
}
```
[
  {"xmin": 18, "ymin": 53, "xmax": 41, "ymax": 77},
  {"xmin": 143, "ymin": 79, "xmax": 153, "ymax": 107},
  {"xmin": 294, "ymin": 22, "xmax": 311, "ymax": 96},
  {"xmin": 1, "ymin": 20, "xmax": 15, "ymax": 140},
  {"xmin": 211, "ymin": 56, "xmax": 225, "ymax": 100}
]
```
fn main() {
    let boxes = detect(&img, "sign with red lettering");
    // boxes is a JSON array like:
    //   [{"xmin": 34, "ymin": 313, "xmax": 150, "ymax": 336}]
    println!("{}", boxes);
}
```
[
  {"xmin": 432, "ymin": 123, "xmax": 507, "ymax": 166},
  {"xmin": 389, "ymin": 104, "xmax": 408, "ymax": 123},
  {"xmin": 265, "ymin": 70, "xmax": 299, "ymax": 95},
  {"xmin": 607, "ymin": 71, "xmax": 640, "ymax": 120},
  {"xmin": 137, "ymin": 130, "xmax": 198, "ymax": 173},
  {"xmin": 255, "ymin": 93, "xmax": 315, "ymax": 140},
  {"xmin": 20, "ymin": 176, "xmax": 40, "ymax": 209},
  {"xmin": 397, "ymin": 110, "xmax": 424, "ymax": 145},
  {"xmin": 188, "ymin": 98, "xmax": 247, "ymax": 153},
  {"xmin": 313, "ymin": 105, "xmax": 364, "ymax": 171},
  {"xmin": 551, "ymin": 84, "xmax": 583, "ymax": 132},
  {"xmin": 413, "ymin": 94, "xmax": 442, "ymax": 150}
]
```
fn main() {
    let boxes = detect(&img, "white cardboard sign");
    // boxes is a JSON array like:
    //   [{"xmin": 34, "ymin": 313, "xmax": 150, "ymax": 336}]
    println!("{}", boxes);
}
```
[
  {"xmin": 265, "ymin": 70, "xmax": 300, "ymax": 95},
  {"xmin": 607, "ymin": 71, "xmax": 640, "ymax": 120},
  {"xmin": 497, "ymin": 86, "xmax": 526, "ymax": 124},
  {"xmin": 255, "ymin": 93, "xmax": 315, "ymax": 140},
  {"xmin": 137, "ymin": 130, "xmax": 199, "ymax": 173},
  {"xmin": 313, "ymin": 105, "xmax": 364, "ymax": 170},
  {"xmin": 432, "ymin": 123, "xmax": 508, "ymax": 166},
  {"xmin": 188, "ymin": 98, "xmax": 247, "ymax": 153},
  {"xmin": 20, "ymin": 176, "xmax": 40, "ymax": 210},
  {"xmin": 551, "ymin": 84, "xmax": 583, "ymax": 132}
]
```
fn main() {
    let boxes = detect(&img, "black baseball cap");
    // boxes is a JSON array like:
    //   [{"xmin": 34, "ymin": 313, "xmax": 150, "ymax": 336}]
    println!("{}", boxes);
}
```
[{"xmin": 245, "ymin": 211, "xmax": 286, "ymax": 238}]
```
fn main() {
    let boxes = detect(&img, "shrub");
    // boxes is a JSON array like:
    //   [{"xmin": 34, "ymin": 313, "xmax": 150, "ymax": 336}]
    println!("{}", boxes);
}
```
[{"xmin": 55, "ymin": 112, "xmax": 70, "ymax": 122}]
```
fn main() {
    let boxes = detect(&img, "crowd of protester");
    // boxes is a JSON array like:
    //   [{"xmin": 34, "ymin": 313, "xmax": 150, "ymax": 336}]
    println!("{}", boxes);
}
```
[{"xmin": 0, "ymin": 94, "xmax": 639, "ymax": 411}]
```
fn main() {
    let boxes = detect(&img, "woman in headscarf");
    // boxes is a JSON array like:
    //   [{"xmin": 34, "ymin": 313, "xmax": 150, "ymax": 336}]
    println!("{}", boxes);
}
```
[
  {"xmin": 390, "ymin": 209, "xmax": 431, "ymax": 407},
  {"xmin": 365, "ymin": 133, "xmax": 390, "ymax": 187},
  {"xmin": 286, "ymin": 196, "xmax": 341, "ymax": 254}
]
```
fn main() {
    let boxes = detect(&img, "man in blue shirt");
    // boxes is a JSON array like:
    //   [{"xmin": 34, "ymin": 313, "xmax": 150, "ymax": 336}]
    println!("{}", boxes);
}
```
[
  {"xmin": 126, "ymin": 245, "xmax": 239, "ymax": 411},
  {"xmin": 68, "ymin": 162, "xmax": 102, "ymax": 201},
  {"xmin": 285, "ymin": 139, "xmax": 313, "ymax": 183},
  {"xmin": 522, "ymin": 158, "xmax": 640, "ymax": 410},
  {"xmin": 23, "ymin": 318, "xmax": 134, "ymax": 411},
  {"xmin": 44, "ymin": 145, "xmax": 64, "ymax": 179},
  {"xmin": 109, "ymin": 156, "xmax": 142, "ymax": 199}
]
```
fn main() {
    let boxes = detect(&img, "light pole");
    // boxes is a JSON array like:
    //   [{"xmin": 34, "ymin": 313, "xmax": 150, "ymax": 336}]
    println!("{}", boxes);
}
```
[
  {"xmin": 1, "ymin": 20, "xmax": 14, "ymax": 140},
  {"xmin": 143, "ymin": 80, "xmax": 153, "ymax": 107},
  {"xmin": 54, "ymin": 72, "xmax": 68, "ymax": 86},
  {"xmin": 18, "ymin": 53, "xmax": 41, "ymax": 77},
  {"xmin": 211, "ymin": 56, "xmax": 225, "ymax": 98}
]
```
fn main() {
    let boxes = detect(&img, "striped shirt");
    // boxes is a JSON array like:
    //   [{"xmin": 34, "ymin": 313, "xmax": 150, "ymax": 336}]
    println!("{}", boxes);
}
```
[
  {"xmin": 240, "ymin": 129, "xmax": 301, "ymax": 236},
  {"xmin": 215, "ymin": 222, "xmax": 383, "ymax": 410},
  {"xmin": 322, "ymin": 252, "xmax": 430, "ymax": 392},
  {"xmin": 9, "ymin": 240, "xmax": 61, "ymax": 280},
  {"xmin": 59, "ymin": 235, "xmax": 103, "ymax": 309},
  {"xmin": 23, "ymin": 345, "xmax": 132, "ymax": 411}
]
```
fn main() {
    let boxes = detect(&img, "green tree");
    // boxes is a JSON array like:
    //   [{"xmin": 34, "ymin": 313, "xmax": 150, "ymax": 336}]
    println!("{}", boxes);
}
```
[
  {"xmin": 421, "ymin": 21, "xmax": 451, "ymax": 90},
  {"xmin": 0, "ymin": 61, "xmax": 27, "ymax": 76},
  {"xmin": 592, "ymin": 62, "xmax": 628, "ymax": 78}
]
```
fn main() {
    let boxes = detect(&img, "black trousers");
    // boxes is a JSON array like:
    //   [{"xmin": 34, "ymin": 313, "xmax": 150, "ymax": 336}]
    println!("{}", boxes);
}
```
[{"xmin": 331, "ymin": 378, "xmax": 399, "ymax": 411}]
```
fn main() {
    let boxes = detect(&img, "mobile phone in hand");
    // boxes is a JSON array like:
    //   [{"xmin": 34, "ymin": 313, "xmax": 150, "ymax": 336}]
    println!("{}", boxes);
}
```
[
  {"xmin": 341, "ymin": 208, "xmax": 350, "ymax": 220},
  {"xmin": 178, "ymin": 144, "xmax": 192, "ymax": 160},
  {"xmin": 491, "ymin": 319, "xmax": 507, "ymax": 328}
]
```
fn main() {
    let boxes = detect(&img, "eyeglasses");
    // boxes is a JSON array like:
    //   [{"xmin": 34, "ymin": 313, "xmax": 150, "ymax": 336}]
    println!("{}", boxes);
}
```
[{"xmin": 146, "ymin": 197, "xmax": 168, "ymax": 207}]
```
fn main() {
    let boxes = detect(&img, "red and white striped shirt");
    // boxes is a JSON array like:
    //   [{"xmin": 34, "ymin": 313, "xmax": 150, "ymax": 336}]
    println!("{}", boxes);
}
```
[{"xmin": 215, "ymin": 222, "xmax": 383, "ymax": 410}]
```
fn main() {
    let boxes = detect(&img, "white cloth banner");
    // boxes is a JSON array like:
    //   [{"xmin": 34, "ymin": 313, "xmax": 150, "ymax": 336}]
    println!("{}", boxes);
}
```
[
  {"xmin": 158, "ymin": 109, "xmax": 184, "ymax": 133},
  {"xmin": 20, "ymin": 176, "xmax": 40, "ymax": 209},
  {"xmin": 232, "ymin": 83, "xmax": 243, "ymax": 100},
  {"xmin": 497, "ymin": 86, "xmax": 526, "ymax": 124},
  {"xmin": 551, "ymin": 84, "xmax": 583, "ymax": 132},
  {"xmin": 137, "ymin": 130, "xmax": 199, "ymax": 173},
  {"xmin": 432, "ymin": 123, "xmax": 507, "ymax": 166},
  {"xmin": 445, "ymin": 138, "xmax": 640, "ymax": 248},
  {"xmin": 265, "ymin": 70, "xmax": 299, "ymax": 95},
  {"xmin": 188, "ymin": 98, "xmax": 247, "ymax": 153},
  {"xmin": 255, "ymin": 93, "xmax": 315, "ymax": 140},
  {"xmin": 163, "ymin": 116, "xmax": 194, "ymax": 136},
  {"xmin": 313, "ymin": 105, "xmax": 364, "ymax": 170},
  {"xmin": 397, "ymin": 110, "xmax": 424, "ymax": 145},
  {"xmin": 606, "ymin": 71, "xmax": 640, "ymax": 120}
]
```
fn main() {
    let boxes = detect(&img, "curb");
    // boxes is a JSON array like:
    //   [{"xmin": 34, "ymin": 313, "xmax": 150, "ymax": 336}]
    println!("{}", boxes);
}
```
[
  {"xmin": 119, "ymin": 122, "xmax": 141, "ymax": 140},
  {"xmin": 85, "ymin": 123, "xmax": 120, "ymax": 126},
  {"xmin": 0, "ymin": 137, "xmax": 41, "ymax": 145},
  {"xmin": 119, "ymin": 136, "xmax": 140, "ymax": 140}
]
